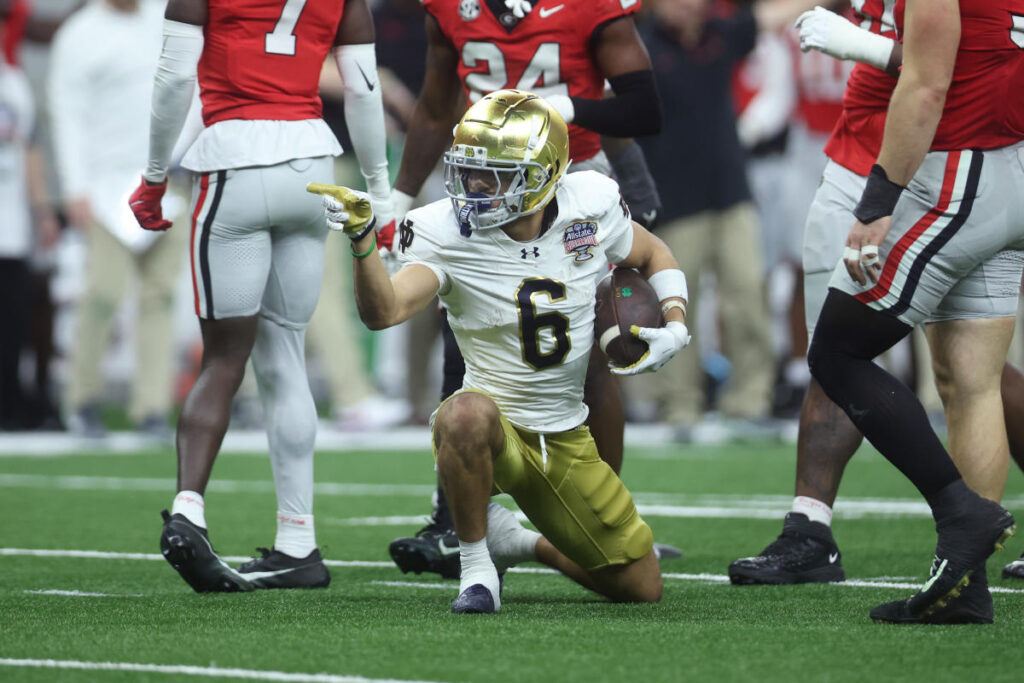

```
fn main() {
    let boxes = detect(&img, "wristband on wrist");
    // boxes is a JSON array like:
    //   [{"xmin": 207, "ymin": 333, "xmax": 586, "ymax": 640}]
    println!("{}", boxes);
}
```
[
  {"xmin": 349, "ymin": 216, "xmax": 377, "ymax": 243},
  {"xmin": 351, "ymin": 233, "xmax": 377, "ymax": 259},
  {"xmin": 661, "ymin": 300, "xmax": 686, "ymax": 318},
  {"xmin": 853, "ymin": 164, "xmax": 904, "ymax": 224}
]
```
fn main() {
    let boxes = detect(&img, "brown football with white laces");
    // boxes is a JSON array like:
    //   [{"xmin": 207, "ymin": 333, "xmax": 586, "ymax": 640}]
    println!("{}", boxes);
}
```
[{"xmin": 594, "ymin": 268, "xmax": 664, "ymax": 367}]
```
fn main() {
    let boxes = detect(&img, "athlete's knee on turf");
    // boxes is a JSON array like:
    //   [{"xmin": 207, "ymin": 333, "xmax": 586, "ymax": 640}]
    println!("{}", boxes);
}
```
[
  {"xmin": 434, "ymin": 393, "xmax": 502, "ymax": 458},
  {"xmin": 593, "ymin": 552, "xmax": 662, "ymax": 603}
]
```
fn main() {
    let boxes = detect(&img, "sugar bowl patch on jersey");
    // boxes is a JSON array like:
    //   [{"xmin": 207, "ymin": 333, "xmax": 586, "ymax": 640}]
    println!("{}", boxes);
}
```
[{"xmin": 563, "ymin": 221, "xmax": 599, "ymax": 262}]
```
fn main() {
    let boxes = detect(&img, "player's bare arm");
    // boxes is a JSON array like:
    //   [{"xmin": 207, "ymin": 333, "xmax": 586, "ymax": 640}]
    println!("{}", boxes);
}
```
[
  {"xmin": 844, "ymin": 0, "xmax": 959, "ymax": 285},
  {"xmin": 165, "ymin": 0, "xmax": 207, "ymax": 26},
  {"xmin": 393, "ymin": 15, "xmax": 464, "ymax": 201},
  {"xmin": 306, "ymin": 184, "xmax": 440, "ymax": 328},
  {"xmin": 355, "ymin": 260, "xmax": 441, "ymax": 331},
  {"xmin": 616, "ymin": 223, "xmax": 687, "ymax": 324},
  {"xmin": 334, "ymin": 0, "xmax": 374, "ymax": 45}
]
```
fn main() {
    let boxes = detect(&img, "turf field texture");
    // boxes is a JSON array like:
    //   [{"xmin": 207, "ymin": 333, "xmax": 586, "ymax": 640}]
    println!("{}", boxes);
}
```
[{"xmin": 1, "ymin": 432, "xmax": 1022, "ymax": 683}]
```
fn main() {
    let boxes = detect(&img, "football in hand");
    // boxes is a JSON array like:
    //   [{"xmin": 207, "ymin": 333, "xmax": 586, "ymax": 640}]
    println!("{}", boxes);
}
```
[{"xmin": 594, "ymin": 268, "xmax": 664, "ymax": 367}]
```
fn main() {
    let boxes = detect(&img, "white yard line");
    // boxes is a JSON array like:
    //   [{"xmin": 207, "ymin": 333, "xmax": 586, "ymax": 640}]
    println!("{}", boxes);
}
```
[
  {"xmin": 23, "ymin": 589, "xmax": 144, "ymax": 598},
  {"xmin": 4, "ymin": 473, "xmax": 1020, "ymax": 519},
  {"xmin": 6, "ymin": 547, "xmax": 1024, "ymax": 596},
  {"xmin": 0, "ymin": 474, "xmax": 434, "ymax": 497},
  {"xmin": 370, "ymin": 581, "xmax": 451, "ymax": 590},
  {"xmin": 0, "ymin": 423, "xmax": 683, "ymax": 456},
  {"xmin": 0, "ymin": 659, "xmax": 446, "ymax": 683}
]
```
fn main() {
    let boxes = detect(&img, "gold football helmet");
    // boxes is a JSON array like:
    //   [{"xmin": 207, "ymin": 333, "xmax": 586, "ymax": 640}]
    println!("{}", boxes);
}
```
[{"xmin": 443, "ymin": 89, "xmax": 570, "ymax": 232}]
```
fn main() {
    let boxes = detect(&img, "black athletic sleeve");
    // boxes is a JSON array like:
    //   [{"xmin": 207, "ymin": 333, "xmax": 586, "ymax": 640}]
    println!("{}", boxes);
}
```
[{"xmin": 568, "ymin": 69, "xmax": 662, "ymax": 138}]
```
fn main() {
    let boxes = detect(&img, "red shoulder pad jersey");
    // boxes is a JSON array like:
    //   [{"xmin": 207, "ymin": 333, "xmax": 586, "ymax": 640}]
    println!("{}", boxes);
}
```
[
  {"xmin": 824, "ymin": 0, "xmax": 903, "ymax": 176},
  {"xmin": 421, "ymin": 0, "xmax": 641, "ymax": 163},
  {"xmin": 932, "ymin": 0, "xmax": 1024, "ymax": 150},
  {"xmin": 199, "ymin": 0, "xmax": 345, "ymax": 126}
]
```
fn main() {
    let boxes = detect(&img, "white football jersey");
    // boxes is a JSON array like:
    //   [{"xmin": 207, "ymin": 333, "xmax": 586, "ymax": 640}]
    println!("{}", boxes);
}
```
[{"xmin": 398, "ymin": 171, "xmax": 635, "ymax": 432}]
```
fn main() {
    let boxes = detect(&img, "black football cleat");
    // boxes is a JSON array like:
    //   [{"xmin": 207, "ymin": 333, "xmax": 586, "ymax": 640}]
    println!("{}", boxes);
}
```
[
  {"xmin": 872, "ymin": 493, "xmax": 1014, "ymax": 623},
  {"xmin": 389, "ymin": 520, "xmax": 461, "ymax": 580},
  {"xmin": 159, "ymin": 510, "xmax": 253, "ymax": 593},
  {"xmin": 728, "ymin": 513, "xmax": 845, "ymax": 585},
  {"xmin": 237, "ymin": 547, "xmax": 331, "ymax": 589},
  {"xmin": 1002, "ymin": 551, "xmax": 1024, "ymax": 579},
  {"xmin": 871, "ymin": 563, "xmax": 993, "ymax": 625},
  {"xmin": 451, "ymin": 584, "xmax": 497, "ymax": 614}
]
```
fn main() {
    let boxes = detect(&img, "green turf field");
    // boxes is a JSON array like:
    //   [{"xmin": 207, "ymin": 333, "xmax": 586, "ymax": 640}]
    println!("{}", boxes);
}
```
[{"xmin": 1, "ymin": 437, "xmax": 1022, "ymax": 682}]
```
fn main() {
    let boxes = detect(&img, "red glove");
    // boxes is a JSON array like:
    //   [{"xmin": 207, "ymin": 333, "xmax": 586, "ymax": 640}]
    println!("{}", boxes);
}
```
[
  {"xmin": 128, "ymin": 176, "xmax": 172, "ymax": 231},
  {"xmin": 377, "ymin": 219, "xmax": 396, "ymax": 251}
]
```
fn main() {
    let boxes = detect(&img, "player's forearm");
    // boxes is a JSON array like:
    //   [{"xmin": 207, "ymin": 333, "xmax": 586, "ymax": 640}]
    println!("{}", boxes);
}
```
[
  {"xmin": 351, "ymin": 237, "xmax": 403, "ymax": 330},
  {"xmin": 394, "ymin": 101, "xmax": 454, "ymax": 196},
  {"xmin": 144, "ymin": 20, "xmax": 203, "ymax": 183},
  {"xmin": 334, "ymin": 43, "xmax": 390, "ymax": 201},
  {"xmin": 558, "ymin": 70, "xmax": 661, "ymax": 137},
  {"xmin": 874, "ymin": 79, "xmax": 945, "ymax": 185}
]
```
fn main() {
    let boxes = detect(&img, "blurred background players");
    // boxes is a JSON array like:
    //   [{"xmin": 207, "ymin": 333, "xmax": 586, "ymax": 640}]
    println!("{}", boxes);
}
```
[
  {"xmin": 132, "ymin": 0, "xmax": 392, "ymax": 591},
  {"xmin": 0, "ymin": 4, "xmax": 59, "ymax": 431},
  {"xmin": 49, "ymin": 0, "xmax": 186, "ymax": 439},
  {"xmin": 383, "ymin": 0, "xmax": 674, "ymax": 579},
  {"xmin": 630, "ymin": 0, "xmax": 775, "ymax": 441}
]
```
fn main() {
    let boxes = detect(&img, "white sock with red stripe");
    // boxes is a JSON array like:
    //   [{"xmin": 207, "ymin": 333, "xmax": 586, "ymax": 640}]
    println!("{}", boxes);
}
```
[
  {"xmin": 274, "ymin": 512, "xmax": 317, "ymax": 558},
  {"xmin": 791, "ymin": 496, "xmax": 833, "ymax": 527},
  {"xmin": 171, "ymin": 490, "xmax": 206, "ymax": 529}
]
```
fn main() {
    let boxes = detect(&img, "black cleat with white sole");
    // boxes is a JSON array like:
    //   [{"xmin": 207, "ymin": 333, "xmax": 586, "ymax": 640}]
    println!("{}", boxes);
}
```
[
  {"xmin": 389, "ymin": 521, "xmax": 461, "ymax": 580},
  {"xmin": 872, "ymin": 492, "xmax": 1014, "ymax": 624},
  {"xmin": 728, "ymin": 512, "xmax": 844, "ymax": 585},
  {"xmin": 159, "ymin": 510, "xmax": 253, "ymax": 593},
  {"xmin": 237, "ymin": 547, "xmax": 331, "ymax": 589}
]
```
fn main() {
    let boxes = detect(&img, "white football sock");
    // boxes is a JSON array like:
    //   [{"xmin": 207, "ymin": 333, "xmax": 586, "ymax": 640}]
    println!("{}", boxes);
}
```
[
  {"xmin": 458, "ymin": 538, "xmax": 501, "ymax": 610},
  {"xmin": 171, "ymin": 490, "xmax": 207, "ymax": 529},
  {"xmin": 274, "ymin": 512, "xmax": 317, "ymax": 558},
  {"xmin": 792, "ymin": 496, "xmax": 833, "ymax": 527},
  {"xmin": 486, "ymin": 502, "xmax": 540, "ymax": 572}
]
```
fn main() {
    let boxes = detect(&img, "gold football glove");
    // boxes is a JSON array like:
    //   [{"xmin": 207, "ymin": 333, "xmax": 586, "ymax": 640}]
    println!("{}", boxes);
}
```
[{"xmin": 306, "ymin": 182, "xmax": 376, "ymax": 240}]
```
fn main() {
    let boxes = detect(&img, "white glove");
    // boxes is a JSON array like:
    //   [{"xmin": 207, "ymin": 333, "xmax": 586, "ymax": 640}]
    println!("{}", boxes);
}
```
[
  {"xmin": 545, "ymin": 93, "xmax": 576, "ymax": 124},
  {"xmin": 609, "ymin": 320, "xmax": 691, "ymax": 376},
  {"xmin": 795, "ymin": 6, "xmax": 895, "ymax": 71}
]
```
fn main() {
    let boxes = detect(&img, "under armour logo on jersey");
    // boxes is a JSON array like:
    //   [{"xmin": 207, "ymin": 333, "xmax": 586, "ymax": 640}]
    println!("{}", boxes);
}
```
[
  {"xmin": 398, "ymin": 220, "xmax": 415, "ymax": 253},
  {"xmin": 521, "ymin": 247, "xmax": 540, "ymax": 259}
]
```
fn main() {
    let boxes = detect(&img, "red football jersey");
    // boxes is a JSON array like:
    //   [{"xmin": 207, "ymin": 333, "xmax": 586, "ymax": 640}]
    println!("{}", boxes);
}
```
[
  {"xmin": 823, "ymin": 0, "xmax": 903, "ymax": 175},
  {"xmin": 198, "ymin": 0, "xmax": 345, "ymax": 125},
  {"xmin": 931, "ymin": 0, "xmax": 1024, "ymax": 149},
  {"xmin": 422, "ymin": 0, "xmax": 642, "ymax": 163},
  {"xmin": 788, "ymin": 29, "xmax": 852, "ymax": 135}
]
